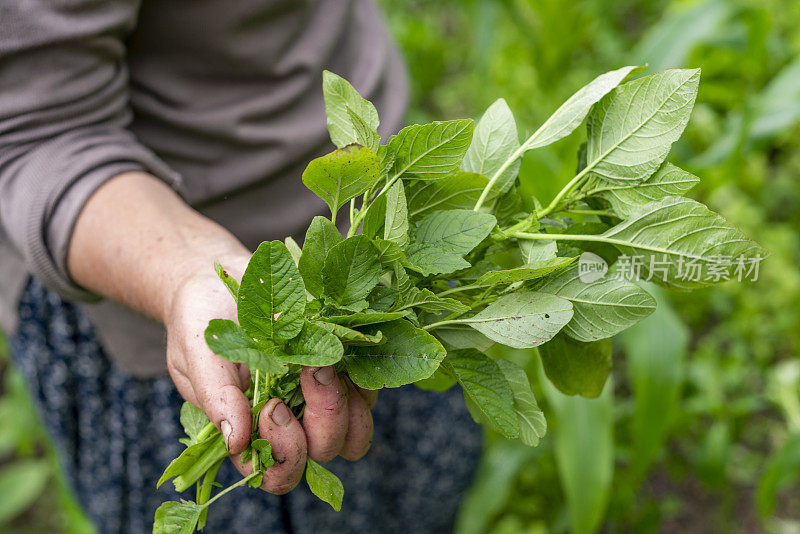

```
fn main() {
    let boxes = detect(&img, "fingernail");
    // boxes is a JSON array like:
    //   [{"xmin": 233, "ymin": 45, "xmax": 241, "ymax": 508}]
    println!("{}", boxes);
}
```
[
  {"xmin": 221, "ymin": 420, "xmax": 232, "ymax": 450},
  {"xmin": 271, "ymin": 402, "xmax": 292, "ymax": 426},
  {"xmin": 314, "ymin": 366, "xmax": 335, "ymax": 386}
]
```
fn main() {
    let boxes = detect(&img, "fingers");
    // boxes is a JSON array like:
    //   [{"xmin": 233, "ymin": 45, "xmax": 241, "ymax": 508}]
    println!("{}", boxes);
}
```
[
  {"xmin": 231, "ymin": 399, "xmax": 307, "ymax": 494},
  {"xmin": 189, "ymin": 357, "xmax": 253, "ymax": 454},
  {"xmin": 340, "ymin": 377, "xmax": 374, "ymax": 461},
  {"xmin": 300, "ymin": 366, "xmax": 349, "ymax": 463}
]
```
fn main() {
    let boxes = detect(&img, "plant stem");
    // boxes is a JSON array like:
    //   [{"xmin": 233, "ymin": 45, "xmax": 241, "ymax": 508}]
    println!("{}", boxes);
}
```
[
  {"xmin": 565, "ymin": 208, "xmax": 613, "ymax": 216},
  {"xmin": 473, "ymin": 142, "xmax": 529, "ymax": 211},
  {"xmin": 423, "ymin": 318, "xmax": 469, "ymax": 331},
  {"xmin": 536, "ymin": 167, "xmax": 591, "ymax": 218},
  {"xmin": 513, "ymin": 231, "xmax": 610, "ymax": 244},
  {"xmin": 202, "ymin": 472, "xmax": 262, "ymax": 509}
]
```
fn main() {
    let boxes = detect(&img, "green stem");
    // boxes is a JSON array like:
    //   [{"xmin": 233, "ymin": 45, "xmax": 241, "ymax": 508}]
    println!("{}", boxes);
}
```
[
  {"xmin": 196, "ymin": 458, "xmax": 223, "ymax": 529},
  {"xmin": 202, "ymin": 472, "xmax": 262, "ymax": 509},
  {"xmin": 565, "ymin": 208, "xmax": 612, "ymax": 216},
  {"xmin": 513, "ymin": 231, "xmax": 612, "ymax": 244},
  {"xmin": 423, "ymin": 318, "xmax": 469, "ymax": 331},
  {"xmin": 536, "ymin": 167, "xmax": 591, "ymax": 219},
  {"xmin": 196, "ymin": 422, "xmax": 217, "ymax": 444},
  {"xmin": 473, "ymin": 142, "xmax": 529, "ymax": 211},
  {"xmin": 173, "ymin": 436, "xmax": 228, "ymax": 493}
]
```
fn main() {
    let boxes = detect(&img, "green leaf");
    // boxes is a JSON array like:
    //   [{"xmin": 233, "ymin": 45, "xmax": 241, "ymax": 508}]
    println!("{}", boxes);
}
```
[
  {"xmin": 157, "ymin": 435, "xmax": 217, "ymax": 489},
  {"xmin": 283, "ymin": 239, "xmax": 302, "ymax": 269},
  {"xmin": 539, "ymin": 264, "xmax": 656, "ymax": 342},
  {"xmin": 447, "ymin": 291, "xmax": 573, "ymax": 349},
  {"xmin": 519, "ymin": 240, "xmax": 557, "ymax": 263},
  {"xmin": 322, "ymin": 235, "xmax": 382, "ymax": 307},
  {"xmin": 539, "ymin": 335, "xmax": 612, "ymax": 398},
  {"xmin": 0, "ymin": 460, "xmax": 50, "ymax": 525},
  {"xmin": 322, "ymin": 310, "xmax": 409, "ymax": 327},
  {"xmin": 393, "ymin": 287, "xmax": 469, "ymax": 314},
  {"xmin": 306, "ymin": 458, "xmax": 344, "ymax": 512},
  {"xmin": 476, "ymin": 257, "xmax": 575, "ymax": 286},
  {"xmin": 433, "ymin": 325, "xmax": 495, "ymax": 352},
  {"xmin": 405, "ymin": 244, "xmax": 471, "ymax": 276},
  {"xmin": 598, "ymin": 162, "xmax": 700, "ymax": 217},
  {"xmin": 322, "ymin": 70, "xmax": 379, "ymax": 148},
  {"xmin": 344, "ymin": 320, "xmax": 446, "ymax": 389},
  {"xmin": 301, "ymin": 145, "xmax": 380, "ymax": 218},
  {"xmin": 284, "ymin": 321, "xmax": 344, "ymax": 366},
  {"xmin": 153, "ymin": 500, "xmax": 203, "ymax": 534},
  {"xmin": 238, "ymin": 241, "xmax": 305, "ymax": 343},
  {"xmin": 496, "ymin": 359, "xmax": 547, "ymax": 446},
  {"xmin": 214, "ymin": 262, "xmax": 239, "ymax": 300},
  {"xmin": 314, "ymin": 321, "xmax": 386, "ymax": 346},
  {"xmin": 372, "ymin": 238, "xmax": 406, "ymax": 265},
  {"xmin": 524, "ymin": 65, "xmax": 643, "ymax": 150},
  {"xmin": 179, "ymin": 402, "xmax": 210, "ymax": 446},
  {"xmin": 406, "ymin": 172, "xmax": 492, "ymax": 219},
  {"xmin": 412, "ymin": 209, "xmax": 497, "ymax": 255},
  {"xmin": 414, "ymin": 367, "xmax": 457, "ymax": 392},
  {"xmin": 461, "ymin": 99, "xmax": 520, "ymax": 193},
  {"xmin": 251, "ymin": 439, "xmax": 275, "ymax": 468},
  {"xmin": 346, "ymin": 105, "xmax": 381, "ymax": 152},
  {"xmin": 600, "ymin": 196, "xmax": 766, "ymax": 289},
  {"xmin": 298, "ymin": 216, "xmax": 343, "ymax": 298},
  {"xmin": 387, "ymin": 119, "xmax": 474, "ymax": 181},
  {"xmin": 362, "ymin": 194, "xmax": 386, "ymax": 239},
  {"xmin": 585, "ymin": 69, "xmax": 700, "ymax": 184},
  {"xmin": 383, "ymin": 181, "xmax": 409, "ymax": 247},
  {"xmin": 205, "ymin": 319, "xmax": 288, "ymax": 374},
  {"xmin": 442, "ymin": 349, "xmax": 519, "ymax": 439}
]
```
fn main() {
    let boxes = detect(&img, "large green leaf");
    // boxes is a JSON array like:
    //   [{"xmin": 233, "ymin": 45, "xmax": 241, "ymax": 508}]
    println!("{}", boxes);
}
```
[
  {"xmin": 442, "ymin": 349, "xmax": 519, "ymax": 439},
  {"xmin": 344, "ymin": 320, "xmax": 446, "ymax": 389},
  {"xmin": 387, "ymin": 119, "xmax": 474, "ymax": 181},
  {"xmin": 539, "ymin": 264, "xmax": 656, "ymax": 341},
  {"xmin": 322, "ymin": 70, "xmax": 379, "ymax": 148},
  {"xmin": 406, "ymin": 172, "xmax": 492, "ymax": 219},
  {"xmin": 524, "ymin": 65, "xmax": 642, "ymax": 150},
  {"xmin": 461, "ymin": 98, "xmax": 520, "ymax": 193},
  {"xmin": 496, "ymin": 359, "xmax": 546, "ymax": 446},
  {"xmin": 442, "ymin": 291, "xmax": 573, "ymax": 349},
  {"xmin": 598, "ymin": 162, "xmax": 699, "ymax": 217},
  {"xmin": 585, "ymin": 69, "xmax": 700, "ymax": 184},
  {"xmin": 238, "ymin": 241, "xmax": 305, "ymax": 343},
  {"xmin": 600, "ymin": 196, "xmax": 766, "ymax": 289},
  {"xmin": 285, "ymin": 321, "xmax": 344, "ymax": 366},
  {"xmin": 301, "ymin": 145, "xmax": 380, "ymax": 219},
  {"xmin": 153, "ymin": 500, "xmax": 204, "ymax": 534},
  {"xmin": 384, "ymin": 181, "xmax": 409, "ymax": 247},
  {"xmin": 412, "ymin": 209, "xmax": 497, "ymax": 255},
  {"xmin": 322, "ymin": 235, "xmax": 381, "ymax": 307},
  {"xmin": 306, "ymin": 459, "xmax": 344, "ymax": 512},
  {"xmin": 476, "ymin": 257, "xmax": 575, "ymax": 286},
  {"xmin": 538, "ymin": 335, "xmax": 612, "ymax": 398},
  {"xmin": 205, "ymin": 319, "xmax": 288, "ymax": 374},
  {"xmin": 298, "ymin": 216, "xmax": 343, "ymax": 297}
]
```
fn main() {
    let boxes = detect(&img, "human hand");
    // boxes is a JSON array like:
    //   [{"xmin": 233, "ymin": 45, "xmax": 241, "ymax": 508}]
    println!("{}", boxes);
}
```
[{"xmin": 165, "ymin": 256, "xmax": 376, "ymax": 494}]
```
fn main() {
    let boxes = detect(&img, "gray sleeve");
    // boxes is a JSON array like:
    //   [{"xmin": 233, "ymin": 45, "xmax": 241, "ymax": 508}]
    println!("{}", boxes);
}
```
[{"xmin": 0, "ymin": 1, "xmax": 182, "ymax": 301}]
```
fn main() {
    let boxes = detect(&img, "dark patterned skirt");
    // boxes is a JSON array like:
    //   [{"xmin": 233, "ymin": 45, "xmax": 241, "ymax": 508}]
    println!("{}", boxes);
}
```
[{"xmin": 9, "ymin": 278, "xmax": 482, "ymax": 534}]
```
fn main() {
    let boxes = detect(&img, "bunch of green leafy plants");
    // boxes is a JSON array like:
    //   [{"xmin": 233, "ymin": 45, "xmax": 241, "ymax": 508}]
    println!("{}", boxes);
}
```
[{"xmin": 152, "ymin": 66, "xmax": 766, "ymax": 533}]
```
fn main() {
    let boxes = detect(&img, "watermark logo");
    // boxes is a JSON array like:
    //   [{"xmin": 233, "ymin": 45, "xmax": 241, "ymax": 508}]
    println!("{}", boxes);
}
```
[{"xmin": 578, "ymin": 251, "xmax": 608, "ymax": 283}]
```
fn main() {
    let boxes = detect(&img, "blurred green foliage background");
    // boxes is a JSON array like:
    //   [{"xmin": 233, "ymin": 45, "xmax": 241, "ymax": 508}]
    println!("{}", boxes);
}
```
[{"xmin": 0, "ymin": 0, "xmax": 798, "ymax": 532}]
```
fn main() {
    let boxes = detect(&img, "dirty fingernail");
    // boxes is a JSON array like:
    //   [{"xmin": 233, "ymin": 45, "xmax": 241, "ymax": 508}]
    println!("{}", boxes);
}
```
[
  {"xmin": 221, "ymin": 420, "xmax": 232, "ymax": 450},
  {"xmin": 314, "ymin": 366, "xmax": 335, "ymax": 386},
  {"xmin": 271, "ymin": 402, "xmax": 292, "ymax": 426}
]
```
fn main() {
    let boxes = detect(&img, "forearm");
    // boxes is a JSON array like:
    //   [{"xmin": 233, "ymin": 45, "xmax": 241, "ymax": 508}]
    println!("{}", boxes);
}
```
[{"xmin": 67, "ymin": 171, "xmax": 249, "ymax": 324}]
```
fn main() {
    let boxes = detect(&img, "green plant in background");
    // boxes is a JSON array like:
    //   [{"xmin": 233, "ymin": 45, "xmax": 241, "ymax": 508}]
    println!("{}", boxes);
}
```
[{"xmin": 0, "ymin": 333, "xmax": 95, "ymax": 534}]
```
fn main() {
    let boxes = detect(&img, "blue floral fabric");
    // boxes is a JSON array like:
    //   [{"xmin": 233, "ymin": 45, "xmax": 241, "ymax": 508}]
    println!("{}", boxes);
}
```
[{"xmin": 9, "ymin": 278, "xmax": 482, "ymax": 534}]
